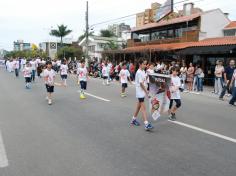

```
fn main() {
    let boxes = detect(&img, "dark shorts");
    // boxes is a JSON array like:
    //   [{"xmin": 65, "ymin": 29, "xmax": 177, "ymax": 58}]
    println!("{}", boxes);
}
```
[
  {"xmin": 138, "ymin": 98, "xmax": 145, "ymax": 103},
  {"xmin": 169, "ymin": 99, "xmax": 181, "ymax": 109},
  {"xmin": 103, "ymin": 76, "xmax": 108, "ymax": 80},
  {"xmin": 80, "ymin": 81, "xmax": 87, "ymax": 90},
  {"xmin": 61, "ymin": 75, "xmax": 67, "ymax": 80},
  {"xmin": 122, "ymin": 83, "xmax": 128, "ymax": 88},
  {"xmin": 46, "ymin": 84, "xmax": 54, "ymax": 93},
  {"xmin": 25, "ymin": 77, "xmax": 31, "ymax": 83}
]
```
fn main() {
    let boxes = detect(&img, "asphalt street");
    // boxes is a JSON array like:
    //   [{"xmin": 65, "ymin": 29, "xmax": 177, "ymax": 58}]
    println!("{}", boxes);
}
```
[{"xmin": 0, "ymin": 68, "xmax": 236, "ymax": 176}]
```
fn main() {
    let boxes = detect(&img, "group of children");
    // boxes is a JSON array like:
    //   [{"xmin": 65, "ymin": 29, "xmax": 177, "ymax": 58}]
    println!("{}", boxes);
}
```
[{"xmin": 4, "ymin": 58, "xmax": 182, "ymax": 131}]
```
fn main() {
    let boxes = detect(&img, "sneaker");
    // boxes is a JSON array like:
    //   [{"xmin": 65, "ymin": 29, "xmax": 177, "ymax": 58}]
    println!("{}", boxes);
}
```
[
  {"xmin": 80, "ymin": 94, "xmax": 86, "ymax": 99},
  {"xmin": 169, "ymin": 113, "xmax": 176, "ymax": 121},
  {"xmin": 145, "ymin": 123, "xmax": 154, "ymax": 131},
  {"xmin": 48, "ymin": 99, "xmax": 52, "ymax": 105},
  {"xmin": 219, "ymin": 98, "xmax": 224, "ymax": 101},
  {"xmin": 130, "ymin": 119, "xmax": 141, "ymax": 126}
]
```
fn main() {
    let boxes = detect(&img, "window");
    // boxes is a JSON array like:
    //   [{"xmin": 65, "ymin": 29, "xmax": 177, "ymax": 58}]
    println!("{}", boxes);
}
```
[{"xmin": 224, "ymin": 30, "xmax": 236, "ymax": 36}]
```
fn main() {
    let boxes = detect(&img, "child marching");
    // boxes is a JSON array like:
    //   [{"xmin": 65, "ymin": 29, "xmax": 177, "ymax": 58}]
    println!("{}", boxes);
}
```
[
  {"xmin": 168, "ymin": 66, "xmax": 182, "ymax": 121},
  {"xmin": 119, "ymin": 62, "xmax": 131, "ymax": 98},
  {"xmin": 43, "ymin": 61, "xmax": 56, "ymax": 105},
  {"xmin": 60, "ymin": 59, "xmax": 69, "ymax": 87},
  {"xmin": 22, "ymin": 62, "xmax": 32, "ymax": 89},
  {"xmin": 77, "ymin": 60, "xmax": 88, "ymax": 99},
  {"xmin": 102, "ymin": 62, "xmax": 109, "ymax": 85},
  {"xmin": 131, "ymin": 60, "xmax": 153, "ymax": 131}
]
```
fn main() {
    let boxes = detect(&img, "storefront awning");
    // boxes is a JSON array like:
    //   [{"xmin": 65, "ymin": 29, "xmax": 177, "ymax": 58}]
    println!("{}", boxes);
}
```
[{"xmin": 177, "ymin": 45, "xmax": 236, "ymax": 55}]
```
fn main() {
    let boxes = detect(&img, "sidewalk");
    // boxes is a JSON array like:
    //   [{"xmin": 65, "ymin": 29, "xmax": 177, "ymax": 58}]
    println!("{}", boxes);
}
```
[{"xmin": 184, "ymin": 86, "xmax": 232, "ymax": 101}]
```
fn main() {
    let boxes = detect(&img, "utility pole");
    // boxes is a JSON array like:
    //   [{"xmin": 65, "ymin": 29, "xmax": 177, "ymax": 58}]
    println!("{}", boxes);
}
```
[{"xmin": 85, "ymin": 1, "xmax": 89, "ymax": 66}]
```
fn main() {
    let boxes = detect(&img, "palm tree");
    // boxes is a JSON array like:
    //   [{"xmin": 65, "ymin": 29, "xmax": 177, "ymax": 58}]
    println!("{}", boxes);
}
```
[{"xmin": 50, "ymin": 24, "xmax": 72, "ymax": 48}]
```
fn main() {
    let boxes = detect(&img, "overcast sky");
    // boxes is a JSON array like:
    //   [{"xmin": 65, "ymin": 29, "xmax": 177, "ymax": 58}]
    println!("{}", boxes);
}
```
[{"xmin": 0, "ymin": 0, "xmax": 236, "ymax": 50}]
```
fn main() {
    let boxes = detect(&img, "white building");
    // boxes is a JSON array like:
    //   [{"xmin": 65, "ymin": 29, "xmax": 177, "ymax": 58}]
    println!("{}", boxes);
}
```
[
  {"xmin": 39, "ymin": 38, "xmax": 74, "ymax": 59},
  {"xmin": 199, "ymin": 9, "xmax": 231, "ymax": 40},
  {"xmin": 79, "ymin": 36, "xmax": 124, "ymax": 61}
]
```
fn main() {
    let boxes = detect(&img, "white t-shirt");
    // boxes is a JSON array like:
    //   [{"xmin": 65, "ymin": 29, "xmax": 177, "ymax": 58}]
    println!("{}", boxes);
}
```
[
  {"xmin": 119, "ymin": 69, "xmax": 130, "ymax": 84},
  {"xmin": 43, "ymin": 69, "xmax": 56, "ymax": 85},
  {"xmin": 77, "ymin": 67, "xmax": 88, "ymax": 81},
  {"xmin": 170, "ymin": 76, "xmax": 181, "ymax": 100},
  {"xmin": 35, "ymin": 58, "xmax": 41, "ymax": 67},
  {"xmin": 135, "ymin": 69, "xmax": 147, "ymax": 98},
  {"xmin": 23, "ymin": 67, "xmax": 32, "ymax": 78},
  {"xmin": 102, "ymin": 66, "xmax": 109, "ymax": 77},
  {"xmin": 13, "ymin": 60, "xmax": 19, "ymax": 69},
  {"xmin": 60, "ymin": 64, "xmax": 68, "ymax": 75},
  {"xmin": 146, "ymin": 68, "xmax": 154, "ymax": 83},
  {"xmin": 56, "ymin": 60, "xmax": 61, "ymax": 66},
  {"xmin": 30, "ymin": 61, "xmax": 36, "ymax": 70}
]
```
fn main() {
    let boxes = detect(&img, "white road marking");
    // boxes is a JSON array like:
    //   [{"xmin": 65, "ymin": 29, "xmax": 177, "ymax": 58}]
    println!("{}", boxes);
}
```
[
  {"xmin": 169, "ymin": 120, "xmax": 236, "ymax": 144},
  {"xmin": 77, "ymin": 91, "xmax": 111, "ymax": 102},
  {"xmin": 0, "ymin": 130, "xmax": 9, "ymax": 168}
]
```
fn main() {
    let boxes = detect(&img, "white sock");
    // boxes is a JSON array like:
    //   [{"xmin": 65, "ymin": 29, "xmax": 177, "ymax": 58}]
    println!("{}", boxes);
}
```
[
  {"xmin": 144, "ymin": 121, "xmax": 149, "ymax": 125},
  {"xmin": 132, "ymin": 116, "xmax": 137, "ymax": 120}
]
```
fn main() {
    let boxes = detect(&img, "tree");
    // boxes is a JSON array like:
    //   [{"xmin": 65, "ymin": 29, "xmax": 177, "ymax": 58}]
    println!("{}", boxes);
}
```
[
  {"xmin": 57, "ymin": 46, "xmax": 83, "ymax": 59},
  {"xmin": 100, "ymin": 29, "xmax": 116, "ymax": 38},
  {"xmin": 50, "ymin": 24, "xmax": 72, "ymax": 48},
  {"xmin": 103, "ymin": 41, "xmax": 119, "ymax": 50},
  {"xmin": 78, "ymin": 31, "xmax": 94, "ymax": 42}
]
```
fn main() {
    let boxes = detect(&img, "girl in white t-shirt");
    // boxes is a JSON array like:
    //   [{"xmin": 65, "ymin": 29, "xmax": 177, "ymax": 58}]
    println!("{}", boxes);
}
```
[
  {"xmin": 43, "ymin": 61, "xmax": 56, "ymax": 105},
  {"xmin": 168, "ymin": 67, "xmax": 182, "ymax": 121},
  {"xmin": 146, "ymin": 63, "xmax": 155, "ymax": 91},
  {"xmin": 119, "ymin": 63, "xmax": 131, "ymax": 97},
  {"xmin": 60, "ymin": 60, "xmax": 68, "ymax": 87},
  {"xmin": 102, "ymin": 63, "xmax": 109, "ymax": 85},
  {"xmin": 22, "ymin": 62, "xmax": 32, "ymax": 89},
  {"xmin": 77, "ymin": 60, "xmax": 88, "ymax": 99},
  {"xmin": 131, "ymin": 60, "xmax": 153, "ymax": 131}
]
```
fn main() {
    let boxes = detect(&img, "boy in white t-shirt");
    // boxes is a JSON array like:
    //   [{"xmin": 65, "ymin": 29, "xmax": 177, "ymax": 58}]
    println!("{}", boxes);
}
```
[
  {"xmin": 43, "ymin": 61, "xmax": 56, "ymax": 105},
  {"xmin": 119, "ymin": 63, "xmax": 131, "ymax": 97},
  {"xmin": 60, "ymin": 60, "xmax": 68, "ymax": 87},
  {"xmin": 77, "ymin": 60, "xmax": 88, "ymax": 99},
  {"xmin": 168, "ymin": 66, "xmax": 182, "ymax": 121},
  {"xmin": 131, "ymin": 60, "xmax": 153, "ymax": 131},
  {"xmin": 102, "ymin": 63, "xmax": 109, "ymax": 85},
  {"xmin": 22, "ymin": 62, "xmax": 32, "ymax": 89}
]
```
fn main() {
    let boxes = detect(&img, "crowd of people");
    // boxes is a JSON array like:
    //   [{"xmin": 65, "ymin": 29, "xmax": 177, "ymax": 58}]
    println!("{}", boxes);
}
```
[{"xmin": 1, "ymin": 56, "xmax": 236, "ymax": 131}]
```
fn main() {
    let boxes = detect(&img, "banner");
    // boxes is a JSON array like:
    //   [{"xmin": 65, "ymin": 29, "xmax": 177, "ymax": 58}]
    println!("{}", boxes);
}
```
[{"xmin": 149, "ymin": 73, "xmax": 171, "ymax": 120}]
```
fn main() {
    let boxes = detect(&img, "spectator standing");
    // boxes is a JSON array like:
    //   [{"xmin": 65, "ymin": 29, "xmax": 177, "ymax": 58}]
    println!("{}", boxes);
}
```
[
  {"xmin": 187, "ymin": 63, "xmax": 195, "ymax": 91},
  {"xmin": 214, "ymin": 60, "xmax": 224, "ymax": 95},
  {"xmin": 219, "ymin": 59, "xmax": 235, "ymax": 100}
]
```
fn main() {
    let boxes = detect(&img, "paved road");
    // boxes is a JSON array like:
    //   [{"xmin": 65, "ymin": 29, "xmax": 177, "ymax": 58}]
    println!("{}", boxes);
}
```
[{"xmin": 0, "ymin": 68, "xmax": 236, "ymax": 176}]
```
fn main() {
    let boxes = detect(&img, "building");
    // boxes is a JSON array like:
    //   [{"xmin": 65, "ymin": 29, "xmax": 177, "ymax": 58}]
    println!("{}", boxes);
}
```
[
  {"xmin": 39, "ymin": 38, "xmax": 74, "ymax": 59},
  {"xmin": 108, "ymin": 23, "xmax": 131, "ymax": 38},
  {"xmin": 136, "ymin": 2, "xmax": 161, "ymax": 27},
  {"xmin": 223, "ymin": 21, "xmax": 236, "ymax": 36},
  {"xmin": 79, "ymin": 36, "xmax": 124, "ymax": 61},
  {"xmin": 13, "ymin": 40, "xmax": 31, "ymax": 51},
  {"xmin": 103, "ymin": 4, "xmax": 236, "ymax": 85},
  {"xmin": 0, "ymin": 49, "xmax": 8, "ymax": 58}
]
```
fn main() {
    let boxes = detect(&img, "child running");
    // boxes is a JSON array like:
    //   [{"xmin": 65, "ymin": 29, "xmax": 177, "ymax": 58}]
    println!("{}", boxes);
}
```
[
  {"xmin": 77, "ymin": 60, "xmax": 88, "ymax": 99},
  {"xmin": 168, "ymin": 66, "xmax": 182, "ymax": 121},
  {"xmin": 131, "ymin": 60, "xmax": 153, "ymax": 131},
  {"xmin": 60, "ymin": 59, "xmax": 68, "ymax": 87},
  {"xmin": 43, "ymin": 61, "xmax": 56, "ymax": 105},
  {"xmin": 22, "ymin": 62, "xmax": 32, "ymax": 89},
  {"xmin": 119, "ymin": 62, "xmax": 131, "ymax": 97}
]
